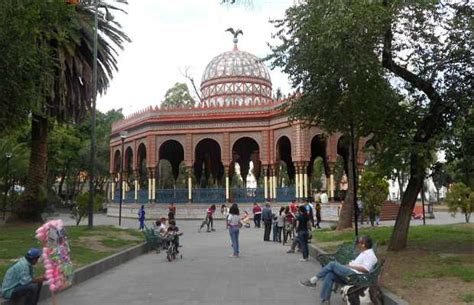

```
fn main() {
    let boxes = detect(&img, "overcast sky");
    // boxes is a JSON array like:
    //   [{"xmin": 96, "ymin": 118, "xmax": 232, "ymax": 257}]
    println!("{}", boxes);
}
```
[{"xmin": 97, "ymin": 0, "xmax": 295, "ymax": 116}]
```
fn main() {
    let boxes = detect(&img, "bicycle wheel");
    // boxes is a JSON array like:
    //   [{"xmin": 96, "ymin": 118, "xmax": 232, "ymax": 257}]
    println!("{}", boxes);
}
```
[{"xmin": 167, "ymin": 244, "xmax": 176, "ymax": 262}]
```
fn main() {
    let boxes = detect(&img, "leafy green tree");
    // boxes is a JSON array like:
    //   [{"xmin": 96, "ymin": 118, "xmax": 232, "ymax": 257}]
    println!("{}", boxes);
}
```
[
  {"xmin": 12, "ymin": 1, "xmax": 130, "ymax": 222},
  {"xmin": 430, "ymin": 162, "xmax": 450, "ymax": 204},
  {"xmin": 0, "ymin": 1, "xmax": 55, "ymax": 132},
  {"xmin": 311, "ymin": 157, "xmax": 324, "ymax": 191},
  {"xmin": 158, "ymin": 160, "xmax": 175, "ymax": 189},
  {"xmin": 445, "ymin": 183, "xmax": 473, "ymax": 223},
  {"xmin": 47, "ymin": 123, "xmax": 83, "ymax": 197},
  {"xmin": 443, "ymin": 106, "xmax": 474, "ymax": 189},
  {"xmin": 278, "ymin": 161, "xmax": 291, "ymax": 187},
  {"xmin": 269, "ymin": 1, "xmax": 472, "ymax": 250},
  {"xmin": 269, "ymin": 1, "xmax": 400, "ymax": 229},
  {"xmin": 360, "ymin": 171, "xmax": 389, "ymax": 226},
  {"xmin": 72, "ymin": 192, "xmax": 104, "ymax": 226},
  {"xmin": 161, "ymin": 83, "xmax": 195, "ymax": 108}
]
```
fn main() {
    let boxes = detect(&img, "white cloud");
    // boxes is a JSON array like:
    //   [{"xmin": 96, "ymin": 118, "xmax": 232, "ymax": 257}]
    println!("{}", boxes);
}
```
[{"xmin": 97, "ymin": 0, "xmax": 294, "ymax": 115}]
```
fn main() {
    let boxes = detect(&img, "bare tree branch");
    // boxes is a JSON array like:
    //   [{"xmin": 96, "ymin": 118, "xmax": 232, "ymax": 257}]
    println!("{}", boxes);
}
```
[{"xmin": 180, "ymin": 66, "xmax": 202, "ymax": 102}]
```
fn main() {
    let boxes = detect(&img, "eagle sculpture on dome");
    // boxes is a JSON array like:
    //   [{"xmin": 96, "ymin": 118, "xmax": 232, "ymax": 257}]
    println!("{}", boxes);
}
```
[{"xmin": 226, "ymin": 28, "xmax": 243, "ymax": 44}]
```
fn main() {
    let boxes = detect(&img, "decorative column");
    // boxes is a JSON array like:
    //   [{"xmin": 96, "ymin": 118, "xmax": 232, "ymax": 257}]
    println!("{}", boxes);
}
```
[
  {"xmin": 267, "ymin": 167, "xmax": 272, "ymax": 200},
  {"xmin": 111, "ymin": 174, "xmax": 116, "ymax": 201},
  {"xmin": 152, "ymin": 169, "xmax": 157, "ymax": 202},
  {"xmin": 263, "ymin": 166, "xmax": 268, "ymax": 201},
  {"xmin": 329, "ymin": 163, "xmax": 335, "ymax": 200},
  {"xmin": 299, "ymin": 164, "xmax": 304, "ymax": 200},
  {"xmin": 134, "ymin": 170, "xmax": 139, "ymax": 202},
  {"xmin": 147, "ymin": 168, "xmax": 153, "ymax": 203},
  {"xmin": 303, "ymin": 162, "xmax": 309, "ymax": 200},
  {"xmin": 293, "ymin": 162, "xmax": 299, "ymax": 200},
  {"xmin": 187, "ymin": 167, "xmax": 193, "ymax": 203},
  {"xmin": 272, "ymin": 166, "xmax": 277, "ymax": 202},
  {"xmin": 224, "ymin": 166, "xmax": 230, "ymax": 203}
]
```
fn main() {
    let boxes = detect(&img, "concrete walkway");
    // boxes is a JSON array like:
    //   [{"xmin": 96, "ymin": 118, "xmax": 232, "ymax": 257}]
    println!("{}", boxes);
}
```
[{"xmin": 39, "ymin": 217, "xmax": 341, "ymax": 305}]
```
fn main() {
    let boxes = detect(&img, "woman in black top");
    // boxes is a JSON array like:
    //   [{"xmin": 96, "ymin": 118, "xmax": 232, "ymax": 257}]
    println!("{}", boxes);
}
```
[{"xmin": 295, "ymin": 205, "xmax": 310, "ymax": 261}]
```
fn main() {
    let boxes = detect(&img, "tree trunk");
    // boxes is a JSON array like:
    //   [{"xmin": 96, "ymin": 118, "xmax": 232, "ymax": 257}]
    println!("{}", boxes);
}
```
[
  {"xmin": 383, "ymin": 21, "xmax": 448, "ymax": 251},
  {"xmin": 388, "ymin": 155, "xmax": 424, "ymax": 251},
  {"xmin": 337, "ymin": 136, "xmax": 357, "ymax": 230},
  {"xmin": 58, "ymin": 160, "xmax": 70, "ymax": 199},
  {"xmin": 15, "ymin": 115, "xmax": 48, "ymax": 222}
]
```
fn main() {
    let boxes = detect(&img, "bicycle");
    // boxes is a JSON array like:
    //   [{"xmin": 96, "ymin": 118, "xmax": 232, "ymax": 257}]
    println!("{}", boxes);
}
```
[{"xmin": 165, "ymin": 233, "xmax": 183, "ymax": 262}]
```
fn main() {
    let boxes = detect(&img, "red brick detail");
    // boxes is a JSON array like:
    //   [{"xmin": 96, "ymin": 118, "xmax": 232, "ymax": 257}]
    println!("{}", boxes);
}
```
[
  {"xmin": 147, "ymin": 135, "xmax": 157, "ymax": 168},
  {"xmin": 326, "ymin": 133, "xmax": 341, "ymax": 163},
  {"xmin": 185, "ymin": 134, "xmax": 193, "ymax": 166},
  {"xmin": 223, "ymin": 132, "xmax": 230, "ymax": 166}
]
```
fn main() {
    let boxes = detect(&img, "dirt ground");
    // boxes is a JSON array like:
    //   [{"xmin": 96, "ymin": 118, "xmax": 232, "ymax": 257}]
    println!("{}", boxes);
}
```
[{"xmin": 382, "ymin": 248, "xmax": 473, "ymax": 305}]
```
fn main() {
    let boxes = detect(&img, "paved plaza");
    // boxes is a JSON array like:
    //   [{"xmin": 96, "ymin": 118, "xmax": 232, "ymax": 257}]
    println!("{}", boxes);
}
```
[
  {"xmin": 34, "ymin": 210, "xmax": 466, "ymax": 305},
  {"xmin": 39, "ymin": 216, "xmax": 342, "ymax": 305}
]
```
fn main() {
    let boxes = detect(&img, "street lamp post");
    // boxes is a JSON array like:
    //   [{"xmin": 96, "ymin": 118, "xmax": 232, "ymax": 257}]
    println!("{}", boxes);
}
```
[
  {"xmin": 2, "ymin": 153, "xmax": 12, "ymax": 220},
  {"xmin": 350, "ymin": 122, "xmax": 359, "ymax": 237},
  {"xmin": 119, "ymin": 131, "xmax": 128, "ymax": 226},
  {"xmin": 421, "ymin": 179, "xmax": 426, "ymax": 225}
]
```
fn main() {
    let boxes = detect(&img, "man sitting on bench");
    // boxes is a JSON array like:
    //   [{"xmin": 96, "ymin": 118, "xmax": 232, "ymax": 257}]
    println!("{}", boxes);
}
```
[{"xmin": 299, "ymin": 235, "xmax": 378, "ymax": 305}]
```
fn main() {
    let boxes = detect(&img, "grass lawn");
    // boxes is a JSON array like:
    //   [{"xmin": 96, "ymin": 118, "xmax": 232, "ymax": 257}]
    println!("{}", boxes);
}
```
[
  {"xmin": 0, "ymin": 224, "xmax": 144, "ymax": 281},
  {"xmin": 312, "ymin": 223, "xmax": 474, "ymax": 305}
]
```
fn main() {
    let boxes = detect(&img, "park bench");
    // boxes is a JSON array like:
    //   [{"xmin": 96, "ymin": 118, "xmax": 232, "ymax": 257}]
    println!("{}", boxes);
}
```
[
  {"xmin": 344, "ymin": 258, "xmax": 385, "ymax": 287},
  {"xmin": 317, "ymin": 241, "xmax": 357, "ymax": 266},
  {"xmin": 317, "ymin": 239, "xmax": 378, "ymax": 267}
]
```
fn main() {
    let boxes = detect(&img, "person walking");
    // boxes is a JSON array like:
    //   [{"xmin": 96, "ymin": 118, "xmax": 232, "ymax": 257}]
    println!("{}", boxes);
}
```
[
  {"xmin": 226, "ymin": 203, "xmax": 242, "ymax": 258},
  {"xmin": 168, "ymin": 202, "xmax": 176, "ymax": 221},
  {"xmin": 305, "ymin": 199, "xmax": 315, "ymax": 227},
  {"xmin": 252, "ymin": 202, "xmax": 262, "ymax": 228},
  {"xmin": 262, "ymin": 203, "xmax": 273, "ymax": 241},
  {"xmin": 138, "ymin": 205, "xmax": 146, "ymax": 231},
  {"xmin": 295, "ymin": 205, "xmax": 310, "ymax": 261},
  {"xmin": 283, "ymin": 206, "xmax": 295, "ymax": 245},
  {"xmin": 276, "ymin": 207, "xmax": 285, "ymax": 242},
  {"xmin": 1, "ymin": 248, "xmax": 45, "ymax": 305},
  {"xmin": 315, "ymin": 203, "xmax": 322, "ymax": 229}
]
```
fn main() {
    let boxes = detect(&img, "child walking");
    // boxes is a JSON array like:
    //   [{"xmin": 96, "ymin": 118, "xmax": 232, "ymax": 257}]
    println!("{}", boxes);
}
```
[{"xmin": 138, "ymin": 205, "xmax": 146, "ymax": 231}]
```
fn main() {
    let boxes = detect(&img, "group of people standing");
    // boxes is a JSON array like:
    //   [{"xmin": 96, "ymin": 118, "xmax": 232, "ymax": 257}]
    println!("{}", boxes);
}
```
[{"xmin": 254, "ymin": 200, "xmax": 320, "ymax": 262}]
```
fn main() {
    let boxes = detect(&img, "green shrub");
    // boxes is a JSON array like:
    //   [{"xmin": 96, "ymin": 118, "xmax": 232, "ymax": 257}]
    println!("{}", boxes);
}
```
[
  {"xmin": 71, "ymin": 192, "xmax": 104, "ymax": 225},
  {"xmin": 445, "ymin": 183, "xmax": 473, "ymax": 223},
  {"xmin": 359, "ymin": 171, "xmax": 389, "ymax": 226}
]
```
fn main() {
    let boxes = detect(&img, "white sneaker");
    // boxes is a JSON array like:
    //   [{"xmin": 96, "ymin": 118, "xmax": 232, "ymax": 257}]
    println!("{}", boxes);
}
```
[{"xmin": 299, "ymin": 258, "xmax": 308, "ymax": 262}]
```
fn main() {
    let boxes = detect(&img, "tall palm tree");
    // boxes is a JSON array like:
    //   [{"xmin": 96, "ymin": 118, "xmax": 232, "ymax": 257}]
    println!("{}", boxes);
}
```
[{"xmin": 16, "ymin": 1, "xmax": 130, "ymax": 221}]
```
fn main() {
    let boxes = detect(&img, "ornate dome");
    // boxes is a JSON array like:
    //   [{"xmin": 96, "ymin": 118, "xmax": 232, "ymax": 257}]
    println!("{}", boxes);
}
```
[{"xmin": 200, "ymin": 45, "xmax": 272, "ymax": 106}]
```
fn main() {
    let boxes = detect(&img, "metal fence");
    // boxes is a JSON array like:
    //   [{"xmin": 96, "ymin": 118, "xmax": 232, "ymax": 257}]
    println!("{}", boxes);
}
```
[
  {"xmin": 155, "ymin": 189, "xmax": 188, "ymax": 204},
  {"xmin": 276, "ymin": 187, "xmax": 295, "ymax": 202},
  {"xmin": 192, "ymin": 188, "xmax": 225, "ymax": 203},
  {"xmin": 231, "ymin": 187, "xmax": 264, "ymax": 203}
]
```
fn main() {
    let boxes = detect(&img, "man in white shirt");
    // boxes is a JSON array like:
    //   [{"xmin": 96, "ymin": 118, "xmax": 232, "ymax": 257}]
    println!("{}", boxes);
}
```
[{"xmin": 299, "ymin": 235, "xmax": 378, "ymax": 305}]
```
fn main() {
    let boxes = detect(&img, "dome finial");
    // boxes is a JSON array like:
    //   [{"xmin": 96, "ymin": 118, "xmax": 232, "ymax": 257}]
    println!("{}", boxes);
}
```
[{"xmin": 225, "ymin": 27, "xmax": 243, "ymax": 50}]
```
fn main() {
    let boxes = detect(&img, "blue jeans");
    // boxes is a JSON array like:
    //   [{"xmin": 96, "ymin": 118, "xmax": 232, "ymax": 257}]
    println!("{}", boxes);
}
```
[
  {"xmin": 10, "ymin": 282, "xmax": 42, "ymax": 305},
  {"xmin": 229, "ymin": 226, "xmax": 240, "ymax": 255},
  {"xmin": 298, "ymin": 230, "xmax": 309, "ymax": 259},
  {"xmin": 316, "ymin": 262, "xmax": 356, "ymax": 301}
]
